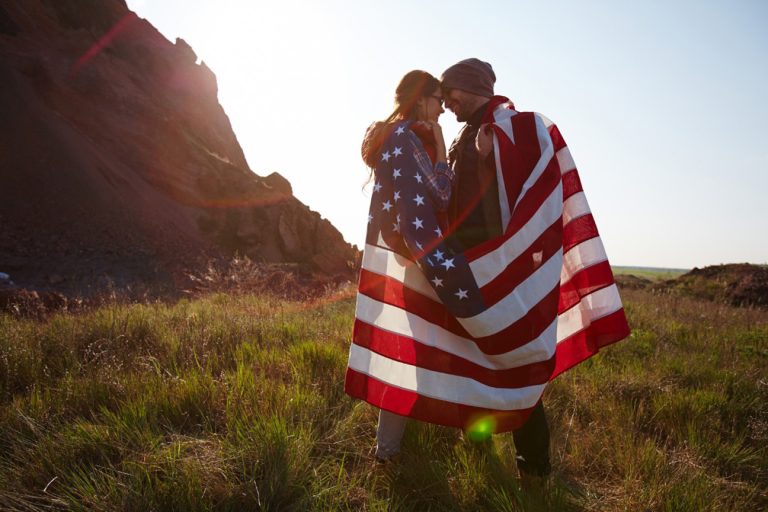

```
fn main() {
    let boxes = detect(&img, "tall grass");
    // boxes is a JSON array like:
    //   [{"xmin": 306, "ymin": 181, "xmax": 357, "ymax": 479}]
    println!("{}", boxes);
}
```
[{"xmin": 0, "ymin": 288, "xmax": 765, "ymax": 510}]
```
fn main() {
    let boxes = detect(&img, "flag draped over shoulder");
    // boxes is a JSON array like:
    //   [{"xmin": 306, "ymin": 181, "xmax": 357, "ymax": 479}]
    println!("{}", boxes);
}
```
[{"xmin": 345, "ymin": 99, "xmax": 630, "ymax": 433}]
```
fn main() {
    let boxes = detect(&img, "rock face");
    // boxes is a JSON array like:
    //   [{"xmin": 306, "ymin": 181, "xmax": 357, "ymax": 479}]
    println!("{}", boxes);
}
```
[{"xmin": 0, "ymin": 1, "xmax": 358, "ymax": 295}]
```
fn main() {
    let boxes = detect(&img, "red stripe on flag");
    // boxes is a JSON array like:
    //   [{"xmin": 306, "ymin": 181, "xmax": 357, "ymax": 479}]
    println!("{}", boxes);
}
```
[
  {"xmin": 344, "ymin": 368, "xmax": 538, "ymax": 432},
  {"xmin": 479, "ymin": 220, "xmax": 563, "ymax": 305},
  {"xmin": 353, "ymin": 320, "xmax": 555, "ymax": 388},
  {"xmin": 358, "ymin": 269, "xmax": 561, "ymax": 356},
  {"xmin": 558, "ymin": 260, "xmax": 616, "ymax": 313},
  {"xmin": 466, "ymin": 157, "xmax": 561, "ymax": 261},
  {"xmin": 563, "ymin": 215, "xmax": 599, "ymax": 253},
  {"xmin": 551, "ymin": 309, "xmax": 631, "ymax": 378},
  {"xmin": 562, "ymin": 169, "xmax": 583, "ymax": 200}
]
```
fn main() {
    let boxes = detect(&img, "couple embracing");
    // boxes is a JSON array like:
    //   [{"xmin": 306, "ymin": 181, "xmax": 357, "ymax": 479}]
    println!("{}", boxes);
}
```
[{"xmin": 346, "ymin": 59, "xmax": 630, "ymax": 480}]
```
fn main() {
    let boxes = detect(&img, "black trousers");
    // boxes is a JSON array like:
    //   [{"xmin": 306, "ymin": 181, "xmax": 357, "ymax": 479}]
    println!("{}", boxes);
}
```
[{"xmin": 512, "ymin": 401, "xmax": 551, "ymax": 476}]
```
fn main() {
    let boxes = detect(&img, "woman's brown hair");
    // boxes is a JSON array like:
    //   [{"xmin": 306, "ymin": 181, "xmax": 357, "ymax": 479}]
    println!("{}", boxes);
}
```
[{"xmin": 361, "ymin": 70, "xmax": 441, "ymax": 169}]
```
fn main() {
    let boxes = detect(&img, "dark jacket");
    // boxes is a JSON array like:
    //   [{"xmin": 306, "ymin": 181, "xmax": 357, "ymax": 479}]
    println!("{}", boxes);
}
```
[{"xmin": 447, "ymin": 103, "xmax": 501, "ymax": 249}]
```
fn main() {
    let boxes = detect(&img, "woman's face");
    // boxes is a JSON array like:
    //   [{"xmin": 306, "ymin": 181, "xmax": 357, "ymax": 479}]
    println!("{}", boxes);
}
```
[{"xmin": 418, "ymin": 91, "xmax": 445, "ymax": 122}]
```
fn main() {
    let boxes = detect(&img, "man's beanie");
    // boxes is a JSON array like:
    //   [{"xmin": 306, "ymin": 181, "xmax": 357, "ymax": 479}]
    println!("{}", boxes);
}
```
[{"xmin": 440, "ymin": 58, "xmax": 496, "ymax": 97}]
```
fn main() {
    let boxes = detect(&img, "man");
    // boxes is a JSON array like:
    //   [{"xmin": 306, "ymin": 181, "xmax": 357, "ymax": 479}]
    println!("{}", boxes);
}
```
[{"xmin": 440, "ymin": 58, "xmax": 552, "ymax": 480}]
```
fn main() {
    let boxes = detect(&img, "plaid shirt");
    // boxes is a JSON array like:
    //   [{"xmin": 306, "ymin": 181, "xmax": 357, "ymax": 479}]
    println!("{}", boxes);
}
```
[{"xmin": 406, "ymin": 131, "xmax": 455, "ymax": 211}]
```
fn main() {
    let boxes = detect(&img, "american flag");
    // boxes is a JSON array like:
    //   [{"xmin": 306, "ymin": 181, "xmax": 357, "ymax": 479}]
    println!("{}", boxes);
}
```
[{"xmin": 345, "ymin": 98, "xmax": 630, "ymax": 433}]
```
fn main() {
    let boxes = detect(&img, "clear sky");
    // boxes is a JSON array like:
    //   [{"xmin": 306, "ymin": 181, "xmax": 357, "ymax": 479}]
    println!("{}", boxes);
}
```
[{"xmin": 125, "ymin": 0, "xmax": 767, "ymax": 269}]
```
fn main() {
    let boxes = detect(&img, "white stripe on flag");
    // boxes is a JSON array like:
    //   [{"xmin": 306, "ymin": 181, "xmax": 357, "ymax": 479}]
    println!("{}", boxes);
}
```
[
  {"xmin": 561, "ymin": 237, "xmax": 608, "ymax": 284},
  {"xmin": 563, "ymin": 191, "xmax": 591, "ymax": 225},
  {"xmin": 362, "ymin": 244, "xmax": 438, "ymax": 301},
  {"xmin": 470, "ymin": 181, "xmax": 563, "ymax": 287},
  {"xmin": 459, "ymin": 249, "xmax": 563, "ymax": 338},
  {"xmin": 355, "ymin": 293, "xmax": 557, "ymax": 369},
  {"xmin": 513, "ymin": 115, "xmax": 555, "ymax": 211},
  {"xmin": 556, "ymin": 147, "xmax": 576, "ymax": 175},
  {"xmin": 347, "ymin": 344, "xmax": 547, "ymax": 410},
  {"xmin": 557, "ymin": 284, "xmax": 623, "ymax": 343}
]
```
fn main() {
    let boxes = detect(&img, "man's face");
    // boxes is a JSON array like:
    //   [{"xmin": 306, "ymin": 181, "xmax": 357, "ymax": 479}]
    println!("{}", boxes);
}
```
[{"xmin": 443, "ymin": 88, "xmax": 473, "ymax": 122}]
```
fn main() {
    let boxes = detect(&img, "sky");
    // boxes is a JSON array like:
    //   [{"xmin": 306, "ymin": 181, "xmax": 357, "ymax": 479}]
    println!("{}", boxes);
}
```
[{"xmin": 125, "ymin": 0, "xmax": 767, "ymax": 269}]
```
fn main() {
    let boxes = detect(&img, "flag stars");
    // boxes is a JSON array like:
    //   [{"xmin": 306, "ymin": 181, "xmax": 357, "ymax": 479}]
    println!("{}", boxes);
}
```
[
  {"xmin": 395, "ymin": 126, "xmax": 405, "ymax": 136},
  {"xmin": 381, "ymin": 151, "xmax": 391, "ymax": 162},
  {"xmin": 415, "ymin": 241, "xmax": 424, "ymax": 251},
  {"xmin": 414, "ymin": 173, "xmax": 423, "ymax": 184},
  {"xmin": 441, "ymin": 258, "xmax": 455, "ymax": 270},
  {"xmin": 455, "ymin": 289, "xmax": 469, "ymax": 300},
  {"xmin": 434, "ymin": 226, "xmax": 443, "ymax": 237},
  {"xmin": 393, "ymin": 191, "xmax": 401, "ymax": 202},
  {"xmin": 367, "ymin": 214, "xmax": 373, "ymax": 224},
  {"xmin": 412, "ymin": 217, "xmax": 424, "ymax": 230},
  {"xmin": 382, "ymin": 200, "xmax": 392, "ymax": 212},
  {"xmin": 373, "ymin": 182, "xmax": 382, "ymax": 193},
  {"xmin": 431, "ymin": 276, "xmax": 444, "ymax": 288},
  {"xmin": 393, "ymin": 221, "xmax": 400, "ymax": 233},
  {"xmin": 393, "ymin": 146, "xmax": 403, "ymax": 157},
  {"xmin": 413, "ymin": 194, "xmax": 425, "ymax": 206},
  {"xmin": 393, "ymin": 168, "xmax": 402, "ymax": 179},
  {"xmin": 433, "ymin": 250, "xmax": 444, "ymax": 261}
]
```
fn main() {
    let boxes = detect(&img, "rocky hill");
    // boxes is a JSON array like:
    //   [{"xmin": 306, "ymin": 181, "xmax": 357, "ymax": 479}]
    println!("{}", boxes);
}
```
[
  {"xmin": 0, "ymin": 0, "xmax": 358, "ymax": 298},
  {"xmin": 652, "ymin": 263, "xmax": 768, "ymax": 308}
]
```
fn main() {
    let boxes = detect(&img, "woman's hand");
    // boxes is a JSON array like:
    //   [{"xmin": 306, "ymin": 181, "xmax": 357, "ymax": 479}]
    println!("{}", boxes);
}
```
[
  {"xmin": 416, "ymin": 121, "xmax": 448, "ymax": 163},
  {"xmin": 475, "ymin": 123, "xmax": 494, "ymax": 157}
]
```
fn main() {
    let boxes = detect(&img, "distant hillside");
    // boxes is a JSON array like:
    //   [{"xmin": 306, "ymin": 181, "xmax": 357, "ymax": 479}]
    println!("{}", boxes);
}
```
[
  {"xmin": 0, "ymin": 0, "xmax": 358, "ymax": 297},
  {"xmin": 616, "ymin": 263, "xmax": 768, "ymax": 308}
]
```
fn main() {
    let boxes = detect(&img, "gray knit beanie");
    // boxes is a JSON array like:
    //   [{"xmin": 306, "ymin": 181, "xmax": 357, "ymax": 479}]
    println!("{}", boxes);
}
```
[{"xmin": 440, "ymin": 58, "xmax": 496, "ymax": 97}]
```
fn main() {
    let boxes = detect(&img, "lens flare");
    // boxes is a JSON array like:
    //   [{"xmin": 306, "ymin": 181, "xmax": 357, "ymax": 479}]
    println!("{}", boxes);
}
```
[{"xmin": 466, "ymin": 415, "xmax": 497, "ymax": 442}]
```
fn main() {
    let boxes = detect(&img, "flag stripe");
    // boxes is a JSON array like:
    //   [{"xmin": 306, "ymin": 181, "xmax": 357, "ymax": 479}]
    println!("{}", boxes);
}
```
[
  {"xmin": 347, "ymin": 344, "xmax": 546, "ymax": 410},
  {"xmin": 469, "ymin": 181, "xmax": 563, "ymax": 285},
  {"xmin": 355, "ymin": 293, "xmax": 558, "ymax": 368},
  {"xmin": 353, "ymin": 320, "xmax": 555, "ymax": 387},
  {"xmin": 556, "ymin": 284, "xmax": 624, "ymax": 343},
  {"xmin": 553, "ymin": 309, "xmax": 630, "ymax": 377},
  {"xmin": 359, "ymin": 265, "xmax": 563, "ymax": 356},
  {"xmin": 458, "ymin": 250, "xmax": 563, "ymax": 337},
  {"xmin": 345, "ymin": 368, "xmax": 538, "ymax": 432}
]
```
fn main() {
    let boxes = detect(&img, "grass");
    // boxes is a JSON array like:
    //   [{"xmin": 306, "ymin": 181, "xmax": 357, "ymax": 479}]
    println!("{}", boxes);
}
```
[
  {"xmin": 0, "ymin": 287, "xmax": 766, "ymax": 510},
  {"xmin": 611, "ymin": 266, "xmax": 688, "ymax": 281}
]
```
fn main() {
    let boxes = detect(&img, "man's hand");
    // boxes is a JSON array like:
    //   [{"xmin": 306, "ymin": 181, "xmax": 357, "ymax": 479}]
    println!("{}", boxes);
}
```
[{"xmin": 475, "ymin": 123, "xmax": 494, "ymax": 157}]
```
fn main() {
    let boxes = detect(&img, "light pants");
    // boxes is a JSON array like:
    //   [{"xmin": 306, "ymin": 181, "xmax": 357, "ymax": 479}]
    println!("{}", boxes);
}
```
[{"xmin": 375, "ymin": 409, "xmax": 408, "ymax": 460}]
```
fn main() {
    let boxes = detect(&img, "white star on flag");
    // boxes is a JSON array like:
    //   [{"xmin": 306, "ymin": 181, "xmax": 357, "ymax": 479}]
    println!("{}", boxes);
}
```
[
  {"xmin": 393, "ymin": 168, "xmax": 401, "ymax": 179},
  {"xmin": 393, "ymin": 191, "xmax": 401, "ymax": 202},
  {"xmin": 382, "ymin": 200, "xmax": 392, "ymax": 212},
  {"xmin": 393, "ymin": 146, "xmax": 403, "ymax": 157},
  {"xmin": 431, "ymin": 276, "xmax": 444, "ymax": 287},
  {"xmin": 381, "ymin": 151, "xmax": 390, "ymax": 162},
  {"xmin": 367, "ymin": 214, "xmax": 373, "ymax": 224},
  {"xmin": 415, "ymin": 241, "xmax": 423, "ymax": 251},
  {"xmin": 373, "ymin": 182, "xmax": 382, "ymax": 193},
  {"xmin": 433, "ymin": 249, "xmax": 444, "ymax": 261},
  {"xmin": 393, "ymin": 222, "xmax": 400, "ymax": 233},
  {"xmin": 441, "ymin": 258, "xmax": 455, "ymax": 270},
  {"xmin": 413, "ymin": 194, "xmax": 424, "ymax": 206},
  {"xmin": 412, "ymin": 217, "xmax": 424, "ymax": 230},
  {"xmin": 395, "ymin": 126, "xmax": 405, "ymax": 135},
  {"xmin": 414, "ymin": 173, "xmax": 423, "ymax": 184},
  {"xmin": 434, "ymin": 226, "xmax": 443, "ymax": 237},
  {"xmin": 455, "ymin": 289, "xmax": 469, "ymax": 300}
]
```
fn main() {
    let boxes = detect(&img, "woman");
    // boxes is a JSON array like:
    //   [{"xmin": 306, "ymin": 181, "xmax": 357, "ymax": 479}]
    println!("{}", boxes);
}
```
[{"xmin": 355, "ymin": 70, "xmax": 488, "ymax": 461}]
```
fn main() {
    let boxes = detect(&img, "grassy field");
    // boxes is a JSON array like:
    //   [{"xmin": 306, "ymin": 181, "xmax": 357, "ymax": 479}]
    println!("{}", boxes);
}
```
[
  {"xmin": 0, "ymin": 286, "xmax": 766, "ymax": 511},
  {"xmin": 611, "ymin": 266, "xmax": 688, "ymax": 281}
]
